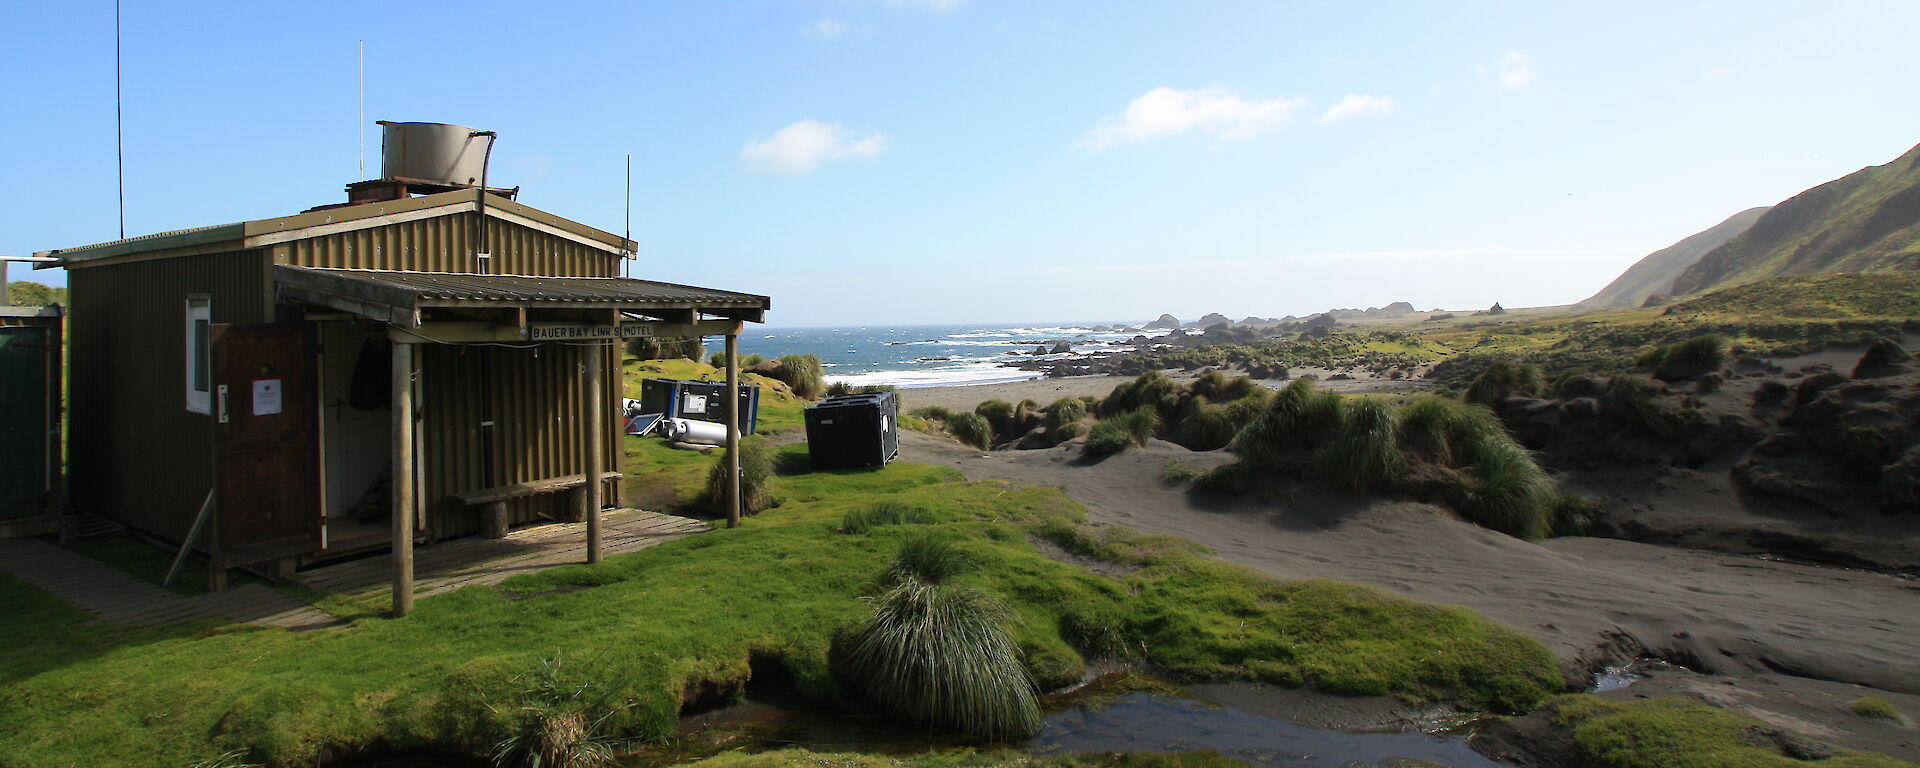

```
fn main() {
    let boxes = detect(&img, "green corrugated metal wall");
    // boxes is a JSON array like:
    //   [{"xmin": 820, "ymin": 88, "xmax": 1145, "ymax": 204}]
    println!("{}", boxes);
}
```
[{"xmin": 67, "ymin": 250, "xmax": 269, "ymax": 541}]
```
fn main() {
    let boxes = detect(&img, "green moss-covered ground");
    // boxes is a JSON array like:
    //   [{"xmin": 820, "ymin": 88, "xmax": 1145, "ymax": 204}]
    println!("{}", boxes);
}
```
[{"xmin": 1546, "ymin": 695, "xmax": 1918, "ymax": 768}]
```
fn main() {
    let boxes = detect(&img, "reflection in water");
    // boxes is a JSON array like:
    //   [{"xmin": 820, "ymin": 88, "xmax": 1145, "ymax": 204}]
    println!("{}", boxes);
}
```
[{"xmin": 1032, "ymin": 692, "xmax": 1502, "ymax": 768}]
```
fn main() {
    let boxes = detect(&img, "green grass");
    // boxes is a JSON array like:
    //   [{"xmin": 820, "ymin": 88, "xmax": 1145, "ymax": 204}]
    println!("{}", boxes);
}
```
[
  {"xmin": 1638, "ymin": 334, "xmax": 1729, "ymax": 381},
  {"xmin": 1547, "ymin": 695, "xmax": 1917, "ymax": 767},
  {"xmin": 945, "ymin": 412, "xmax": 995, "ymax": 450},
  {"xmin": 840, "ymin": 501, "xmax": 936, "ymax": 534},
  {"xmin": 1850, "ymin": 696, "xmax": 1903, "ymax": 722},
  {"xmin": 1084, "ymin": 408, "xmax": 1157, "ymax": 458},
  {"xmin": 0, "ymin": 433, "xmax": 1564, "ymax": 767}
]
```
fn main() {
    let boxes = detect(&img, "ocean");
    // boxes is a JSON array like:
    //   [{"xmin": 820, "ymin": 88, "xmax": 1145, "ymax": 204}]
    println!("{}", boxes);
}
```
[{"xmin": 734, "ymin": 323, "xmax": 1173, "ymax": 389}]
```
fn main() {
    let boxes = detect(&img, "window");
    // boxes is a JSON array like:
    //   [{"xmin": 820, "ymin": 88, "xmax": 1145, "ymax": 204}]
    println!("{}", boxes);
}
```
[{"xmin": 186, "ymin": 297, "xmax": 211, "ymax": 414}]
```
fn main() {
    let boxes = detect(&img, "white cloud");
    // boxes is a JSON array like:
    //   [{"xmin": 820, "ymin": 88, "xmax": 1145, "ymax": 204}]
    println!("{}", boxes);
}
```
[
  {"xmin": 1498, "ymin": 50, "xmax": 1536, "ymax": 88},
  {"xmin": 1078, "ymin": 87, "xmax": 1311, "ymax": 149},
  {"xmin": 885, "ymin": 0, "xmax": 966, "ymax": 12},
  {"xmin": 1317, "ymin": 93, "xmax": 1393, "ymax": 123},
  {"xmin": 804, "ymin": 18, "xmax": 846, "ymax": 38},
  {"xmin": 741, "ymin": 120, "xmax": 890, "ymax": 175}
]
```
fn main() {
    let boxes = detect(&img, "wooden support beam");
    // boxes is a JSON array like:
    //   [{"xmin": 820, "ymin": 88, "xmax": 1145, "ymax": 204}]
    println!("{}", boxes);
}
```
[
  {"xmin": 726, "ymin": 331, "xmax": 742, "ymax": 529},
  {"xmin": 390, "ymin": 341, "xmax": 416, "ymax": 618},
  {"xmin": 389, "ymin": 319, "xmax": 739, "ymax": 345},
  {"xmin": 584, "ymin": 342, "xmax": 604, "ymax": 563}
]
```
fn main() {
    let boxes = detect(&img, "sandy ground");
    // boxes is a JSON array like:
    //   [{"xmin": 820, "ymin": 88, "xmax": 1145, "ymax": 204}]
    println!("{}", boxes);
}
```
[{"xmin": 894, "ymin": 425, "xmax": 1920, "ymax": 760}]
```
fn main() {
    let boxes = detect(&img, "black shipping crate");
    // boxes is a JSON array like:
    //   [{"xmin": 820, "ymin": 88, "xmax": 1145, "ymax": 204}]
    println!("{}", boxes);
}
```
[
  {"xmin": 638, "ymin": 378, "xmax": 760, "ymax": 435},
  {"xmin": 804, "ymin": 392, "xmax": 899, "ymax": 470}
]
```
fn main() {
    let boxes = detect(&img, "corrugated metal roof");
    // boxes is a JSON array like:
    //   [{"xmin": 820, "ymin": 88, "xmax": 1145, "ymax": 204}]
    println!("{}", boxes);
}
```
[{"xmin": 282, "ymin": 267, "xmax": 768, "ymax": 308}]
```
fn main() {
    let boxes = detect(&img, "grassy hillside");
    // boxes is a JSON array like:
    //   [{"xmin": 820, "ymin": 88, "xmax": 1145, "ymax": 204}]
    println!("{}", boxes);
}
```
[
  {"xmin": 1670, "ymin": 142, "xmax": 1920, "ymax": 296},
  {"xmin": 1581, "ymin": 207, "xmax": 1768, "ymax": 308}
]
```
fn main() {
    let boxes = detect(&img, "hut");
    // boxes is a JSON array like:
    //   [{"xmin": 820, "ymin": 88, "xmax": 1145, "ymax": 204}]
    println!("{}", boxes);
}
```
[
  {"xmin": 36, "ymin": 123, "xmax": 769, "ymax": 614},
  {"xmin": 0, "ymin": 304, "xmax": 64, "ymax": 538}
]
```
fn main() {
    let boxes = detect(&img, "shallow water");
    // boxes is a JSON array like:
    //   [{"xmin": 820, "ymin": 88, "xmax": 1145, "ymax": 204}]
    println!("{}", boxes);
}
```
[
  {"xmin": 1031, "ymin": 692, "xmax": 1501, "ymax": 767},
  {"xmin": 641, "ymin": 686, "xmax": 1501, "ymax": 767}
]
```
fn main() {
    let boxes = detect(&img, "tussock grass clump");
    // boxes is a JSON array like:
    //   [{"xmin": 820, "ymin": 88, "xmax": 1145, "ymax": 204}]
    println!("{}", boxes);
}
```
[
  {"xmin": 1044, "ymin": 397, "xmax": 1087, "ymax": 435},
  {"xmin": 1850, "ymin": 696, "xmax": 1903, "ymax": 721},
  {"xmin": 705, "ymin": 437, "xmax": 777, "ymax": 515},
  {"xmin": 840, "ymin": 501, "xmax": 935, "ymax": 534},
  {"xmin": 1552, "ymin": 492, "xmax": 1604, "ymax": 537},
  {"xmin": 837, "ymin": 579, "xmax": 1042, "ymax": 740},
  {"xmin": 974, "ymin": 399, "xmax": 1015, "ymax": 431},
  {"xmin": 1100, "ymin": 371, "xmax": 1178, "ymax": 417},
  {"xmin": 707, "ymin": 352, "xmax": 766, "ymax": 369},
  {"xmin": 1177, "ymin": 397, "xmax": 1240, "ymax": 452},
  {"xmin": 910, "ymin": 405, "xmax": 952, "ymax": 421},
  {"xmin": 944, "ymin": 412, "xmax": 995, "ymax": 449},
  {"xmin": 1398, "ymin": 397, "xmax": 1508, "ymax": 466},
  {"xmin": 1451, "ymin": 441, "xmax": 1556, "ymax": 540},
  {"xmin": 1318, "ymin": 399, "xmax": 1404, "ymax": 493},
  {"xmin": 1463, "ymin": 360, "xmax": 1545, "ymax": 405},
  {"xmin": 769, "ymin": 354, "xmax": 827, "ymax": 400},
  {"xmin": 1639, "ymin": 334, "xmax": 1728, "ymax": 381},
  {"xmin": 627, "ymin": 336, "xmax": 704, "ymax": 362},
  {"xmin": 1607, "ymin": 376, "xmax": 1686, "ymax": 439},
  {"xmin": 1230, "ymin": 379, "xmax": 1345, "ymax": 467},
  {"xmin": 886, "ymin": 534, "xmax": 971, "ymax": 586},
  {"xmin": 1084, "ymin": 407, "xmax": 1158, "ymax": 458},
  {"xmin": 491, "ymin": 656, "xmax": 622, "ymax": 768}
]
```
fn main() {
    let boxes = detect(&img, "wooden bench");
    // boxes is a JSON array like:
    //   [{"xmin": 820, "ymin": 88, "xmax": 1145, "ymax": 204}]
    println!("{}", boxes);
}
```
[{"xmin": 449, "ymin": 472, "xmax": 625, "ymax": 539}]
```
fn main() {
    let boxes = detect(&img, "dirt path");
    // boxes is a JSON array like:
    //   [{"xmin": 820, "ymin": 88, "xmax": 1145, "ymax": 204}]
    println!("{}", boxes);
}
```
[{"xmin": 900, "ymin": 429, "xmax": 1920, "ymax": 758}]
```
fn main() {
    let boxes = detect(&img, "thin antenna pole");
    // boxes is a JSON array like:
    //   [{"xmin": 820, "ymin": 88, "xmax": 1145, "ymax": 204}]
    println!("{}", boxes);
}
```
[
  {"xmin": 358, "ymin": 40, "xmax": 365, "ymax": 179},
  {"xmin": 115, "ymin": 0, "xmax": 125, "ymax": 239},
  {"xmin": 624, "ymin": 154, "xmax": 632, "ymax": 279}
]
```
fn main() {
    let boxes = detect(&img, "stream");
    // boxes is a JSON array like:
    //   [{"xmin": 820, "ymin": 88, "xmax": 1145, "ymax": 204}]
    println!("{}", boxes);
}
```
[{"xmin": 645, "ymin": 678, "xmax": 1504, "ymax": 768}]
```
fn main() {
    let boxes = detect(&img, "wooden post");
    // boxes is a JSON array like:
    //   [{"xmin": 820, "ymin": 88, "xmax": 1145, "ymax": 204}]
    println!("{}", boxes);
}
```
[
  {"xmin": 482, "ymin": 501, "xmax": 508, "ymax": 539},
  {"xmin": 583, "ymin": 342, "xmax": 604, "ymax": 564},
  {"xmin": 725, "ymin": 329, "xmax": 741, "ymax": 528},
  {"xmin": 390, "ymin": 341, "xmax": 415, "ymax": 618}
]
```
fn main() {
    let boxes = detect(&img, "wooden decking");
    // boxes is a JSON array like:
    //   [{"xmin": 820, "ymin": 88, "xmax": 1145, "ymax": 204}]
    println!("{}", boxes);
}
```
[
  {"xmin": 0, "ymin": 509, "xmax": 707, "ymax": 630},
  {"xmin": 0, "ymin": 538, "xmax": 339, "ymax": 630},
  {"xmin": 294, "ymin": 508, "xmax": 708, "ymax": 598}
]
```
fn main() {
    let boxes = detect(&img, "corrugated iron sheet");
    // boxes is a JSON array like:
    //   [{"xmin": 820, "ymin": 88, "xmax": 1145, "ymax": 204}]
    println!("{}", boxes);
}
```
[
  {"xmin": 281, "ymin": 266, "xmax": 769, "ymax": 308},
  {"xmin": 67, "ymin": 250, "xmax": 272, "ymax": 541}
]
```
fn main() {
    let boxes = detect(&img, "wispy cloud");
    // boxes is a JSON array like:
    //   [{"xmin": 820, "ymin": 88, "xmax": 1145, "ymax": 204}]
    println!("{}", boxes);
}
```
[
  {"xmin": 885, "ymin": 0, "xmax": 966, "ymax": 12},
  {"xmin": 1078, "ymin": 87, "xmax": 1311, "ymax": 149},
  {"xmin": 804, "ymin": 18, "xmax": 846, "ymax": 39},
  {"xmin": 1317, "ymin": 93, "xmax": 1393, "ymax": 123},
  {"xmin": 1498, "ymin": 50, "xmax": 1536, "ymax": 88},
  {"xmin": 742, "ymin": 120, "xmax": 890, "ymax": 175}
]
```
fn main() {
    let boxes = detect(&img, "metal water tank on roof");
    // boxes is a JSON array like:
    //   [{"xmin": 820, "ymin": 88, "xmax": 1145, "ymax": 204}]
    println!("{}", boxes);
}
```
[{"xmin": 378, "ymin": 121, "xmax": 489, "ymax": 187}]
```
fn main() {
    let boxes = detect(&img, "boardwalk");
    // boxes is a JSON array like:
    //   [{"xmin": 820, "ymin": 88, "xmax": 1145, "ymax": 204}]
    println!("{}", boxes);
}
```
[
  {"xmin": 294, "ymin": 508, "xmax": 707, "ymax": 598},
  {"xmin": 0, "ymin": 509, "xmax": 706, "ymax": 631},
  {"xmin": 0, "ymin": 538, "xmax": 338, "ymax": 630}
]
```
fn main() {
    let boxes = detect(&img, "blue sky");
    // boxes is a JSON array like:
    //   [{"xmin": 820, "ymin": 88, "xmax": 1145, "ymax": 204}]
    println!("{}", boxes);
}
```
[{"xmin": 5, "ymin": 1, "xmax": 1918, "ymax": 326}]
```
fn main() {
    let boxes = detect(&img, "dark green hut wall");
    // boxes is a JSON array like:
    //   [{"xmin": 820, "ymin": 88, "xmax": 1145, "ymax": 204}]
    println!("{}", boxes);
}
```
[{"xmin": 67, "ymin": 250, "xmax": 269, "ymax": 542}]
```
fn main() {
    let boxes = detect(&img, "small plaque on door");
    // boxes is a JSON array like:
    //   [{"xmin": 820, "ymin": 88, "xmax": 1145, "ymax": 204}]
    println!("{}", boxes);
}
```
[{"xmin": 252, "ymin": 377, "xmax": 284, "ymax": 416}]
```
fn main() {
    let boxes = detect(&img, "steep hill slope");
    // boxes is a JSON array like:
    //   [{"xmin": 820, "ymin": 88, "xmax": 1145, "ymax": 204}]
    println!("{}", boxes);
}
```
[
  {"xmin": 1581, "ymin": 207, "xmax": 1769, "ymax": 308},
  {"xmin": 1670, "ymin": 141, "xmax": 1920, "ymax": 296}
]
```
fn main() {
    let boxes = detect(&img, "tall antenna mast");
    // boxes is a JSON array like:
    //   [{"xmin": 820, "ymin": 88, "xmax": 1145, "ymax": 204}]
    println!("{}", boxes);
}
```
[
  {"xmin": 357, "ymin": 40, "xmax": 365, "ymax": 179},
  {"xmin": 624, "ymin": 154, "xmax": 632, "ymax": 279},
  {"xmin": 115, "ymin": 0, "xmax": 126, "ymax": 239}
]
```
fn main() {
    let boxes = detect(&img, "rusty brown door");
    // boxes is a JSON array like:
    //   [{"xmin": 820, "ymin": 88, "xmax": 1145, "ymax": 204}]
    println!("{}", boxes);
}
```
[{"xmin": 213, "ymin": 323, "xmax": 321, "ymax": 566}]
